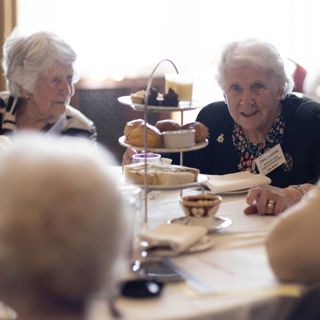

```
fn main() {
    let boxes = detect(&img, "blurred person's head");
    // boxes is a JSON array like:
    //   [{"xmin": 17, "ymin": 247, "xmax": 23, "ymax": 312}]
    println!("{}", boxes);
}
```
[
  {"xmin": 2, "ymin": 31, "xmax": 78, "ymax": 125},
  {"xmin": 0, "ymin": 132, "xmax": 130, "ymax": 313}
]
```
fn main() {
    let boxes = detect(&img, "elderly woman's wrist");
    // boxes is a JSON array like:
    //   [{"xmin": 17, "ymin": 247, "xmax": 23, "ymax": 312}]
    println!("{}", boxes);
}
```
[{"xmin": 285, "ymin": 185, "xmax": 306, "ymax": 203}]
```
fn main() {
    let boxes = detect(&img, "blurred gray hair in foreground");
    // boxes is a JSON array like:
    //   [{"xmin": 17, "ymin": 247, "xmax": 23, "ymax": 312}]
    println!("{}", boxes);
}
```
[{"xmin": 0, "ymin": 132, "xmax": 131, "ymax": 305}]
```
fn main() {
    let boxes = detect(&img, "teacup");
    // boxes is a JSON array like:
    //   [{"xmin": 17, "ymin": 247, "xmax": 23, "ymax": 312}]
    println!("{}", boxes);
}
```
[{"xmin": 180, "ymin": 193, "xmax": 222, "ymax": 227}]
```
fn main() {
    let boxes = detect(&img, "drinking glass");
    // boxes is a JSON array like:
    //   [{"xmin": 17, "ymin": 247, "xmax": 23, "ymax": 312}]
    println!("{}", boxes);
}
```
[
  {"xmin": 165, "ymin": 73, "xmax": 193, "ymax": 102},
  {"xmin": 118, "ymin": 185, "xmax": 143, "ymax": 259}
]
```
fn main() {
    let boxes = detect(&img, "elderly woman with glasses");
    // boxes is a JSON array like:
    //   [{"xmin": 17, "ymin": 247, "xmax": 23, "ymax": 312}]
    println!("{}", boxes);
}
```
[{"xmin": 1, "ymin": 30, "xmax": 96, "ymax": 140}]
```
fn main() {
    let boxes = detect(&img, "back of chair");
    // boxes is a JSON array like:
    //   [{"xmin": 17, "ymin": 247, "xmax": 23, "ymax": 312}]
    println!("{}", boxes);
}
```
[{"xmin": 290, "ymin": 59, "xmax": 307, "ymax": 93}]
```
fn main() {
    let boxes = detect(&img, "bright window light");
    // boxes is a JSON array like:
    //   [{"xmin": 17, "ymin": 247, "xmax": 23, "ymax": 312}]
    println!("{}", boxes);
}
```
[{"xmin": 16, "ymin": 0, "xmax": 320, "ymax": 102}]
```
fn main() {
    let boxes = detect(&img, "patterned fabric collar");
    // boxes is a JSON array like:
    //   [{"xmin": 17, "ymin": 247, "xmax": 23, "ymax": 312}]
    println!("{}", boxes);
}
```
[
  {"xmin": 0, "ymin": 96, "xmax": 19, "ymax": 135},
  {"xmin": 232, "ymin": 111, "xmax": 285, "ymax": 173}
]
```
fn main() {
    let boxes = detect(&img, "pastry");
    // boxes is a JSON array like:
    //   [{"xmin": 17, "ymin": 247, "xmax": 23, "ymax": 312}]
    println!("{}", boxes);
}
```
[
  {"xmin": 182, "ymin": 122, "xmax": 209, "ymax": 143},
  {"xmin": 130, "ymin": 90, "xmax": 145, "ymax": 104},
  {"xmin": 130, "ymin": 87, "xmax": 160, "ymax": 106},
  {"xmin": 161, "ymin": 88, "xmax": 179, "ymax": 106},
  {"xmin": 123, "ymin": 163, "xmax": 199, "ymax": 186},
  {"xmin": 147, "ymin": 87, "xmax": 160, "ymax": 106},
  {"xmin": 124, "ymin": 119, "xmax": 162, "ymax": 148},
  {"xmin": 155, "ymin": 119, "xmax": 181, "ymax": 132}
]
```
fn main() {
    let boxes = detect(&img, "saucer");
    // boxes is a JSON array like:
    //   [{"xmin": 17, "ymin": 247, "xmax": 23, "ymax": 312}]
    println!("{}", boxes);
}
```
[{"xmin": 169, "ymin": 216, "xmax": 232, "ymax": 233}]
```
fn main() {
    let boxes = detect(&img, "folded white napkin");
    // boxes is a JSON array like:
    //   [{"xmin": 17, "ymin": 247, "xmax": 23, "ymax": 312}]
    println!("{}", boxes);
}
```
[
  {"xmin": 140, "ymin": 224, "xmax": 207, "ymax": 256},
  {"xmin": 205, "ymin": 171, "xmax": 271, "ymax": 194},
  {"xmin": 0, "ymin": 136, "xmax": 12, "ymax": 152}
]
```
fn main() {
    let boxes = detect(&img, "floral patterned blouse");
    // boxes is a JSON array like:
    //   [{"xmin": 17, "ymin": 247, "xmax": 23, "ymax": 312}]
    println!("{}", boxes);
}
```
[{"xmin": 232, "ymin": 112, "xmax": 285, "ymax": 173}]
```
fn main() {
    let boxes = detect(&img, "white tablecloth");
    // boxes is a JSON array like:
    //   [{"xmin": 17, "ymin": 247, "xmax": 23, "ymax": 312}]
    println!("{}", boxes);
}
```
[{"xmin": 88, "ymin": 184, "xmax": 302, "ymax": 320}]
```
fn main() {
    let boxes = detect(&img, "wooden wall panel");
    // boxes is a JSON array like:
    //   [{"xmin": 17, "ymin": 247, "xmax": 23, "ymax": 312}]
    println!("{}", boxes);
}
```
[{"xmin": 0, "ymin": 0, "xmax": 17, "ymax": 91}]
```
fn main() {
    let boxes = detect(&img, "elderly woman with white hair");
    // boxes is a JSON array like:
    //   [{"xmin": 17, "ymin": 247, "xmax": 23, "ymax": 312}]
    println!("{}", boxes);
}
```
[
  {"xmin": 178, "ymin": 38, "xmax": 320, "ymax": 215},
  {"xmin": 1, "ymin": 30, "xmax": 96, "ymax": 140},
  {"xmin": 0, "ymin": 133, "xmax": 131, "ymax": 319}
]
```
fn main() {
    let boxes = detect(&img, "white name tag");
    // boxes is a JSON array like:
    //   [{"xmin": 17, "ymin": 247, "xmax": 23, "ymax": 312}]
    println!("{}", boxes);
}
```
[{"xmin": 255, "ymin": 144, "xmax": 286, "ymax": 175}]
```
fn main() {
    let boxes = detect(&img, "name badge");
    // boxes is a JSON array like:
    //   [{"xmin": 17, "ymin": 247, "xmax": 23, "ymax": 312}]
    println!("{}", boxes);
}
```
[{"xmin": 255, "ymin": 144, "xmax": 286, "ymax": 175}]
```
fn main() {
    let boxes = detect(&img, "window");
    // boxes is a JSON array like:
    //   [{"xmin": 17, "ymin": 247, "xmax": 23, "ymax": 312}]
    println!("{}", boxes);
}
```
[{"xmin": 16, "ymin": 0, "xmax": 320, "ymax": 102}]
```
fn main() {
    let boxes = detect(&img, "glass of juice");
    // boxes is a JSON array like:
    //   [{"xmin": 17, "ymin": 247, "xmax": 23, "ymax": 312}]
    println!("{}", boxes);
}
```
[{"xmin": 165, "ymin": 73, "xmax": 193, "ymax": 102}]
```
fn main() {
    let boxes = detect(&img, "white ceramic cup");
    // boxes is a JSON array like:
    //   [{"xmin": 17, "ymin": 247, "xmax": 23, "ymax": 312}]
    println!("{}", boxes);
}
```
[{"xmin": 162, "ymin": 129, "xmax": 195, "ymax": 148}]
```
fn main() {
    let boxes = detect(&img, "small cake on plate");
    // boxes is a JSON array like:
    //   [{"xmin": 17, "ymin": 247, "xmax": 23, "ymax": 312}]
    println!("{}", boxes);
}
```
[
  {"xmin": 130, "ymin": 90, "xmax": 145, "ymax": 104},
  {"xmin": 124, "ymin": 163, "xmax": 199, "ymax": 186},
  {"xmin": 161, "ymin": 88, "xmax": 179, "ymax": 106},
  {"xmin": 130, "ymin": 87, "xmax": 161, "ymax": 106}
]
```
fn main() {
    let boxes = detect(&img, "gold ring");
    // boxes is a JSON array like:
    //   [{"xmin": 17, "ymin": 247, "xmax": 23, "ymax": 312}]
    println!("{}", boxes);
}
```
[{"xmin": 266, "ymin": 199, "xmax": 276, "ymax": 214}]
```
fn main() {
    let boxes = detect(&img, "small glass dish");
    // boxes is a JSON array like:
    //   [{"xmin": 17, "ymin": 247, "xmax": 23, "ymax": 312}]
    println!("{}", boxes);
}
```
[{"xmin": 162, "ymin": 129, "xmax": 195, "ymax": 148}]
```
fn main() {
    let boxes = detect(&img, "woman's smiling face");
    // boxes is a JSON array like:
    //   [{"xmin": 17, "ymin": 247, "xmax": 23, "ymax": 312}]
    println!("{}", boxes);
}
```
[{"xmin": 224, "ymin": 66, "xmax": 283, "ymax": 141}]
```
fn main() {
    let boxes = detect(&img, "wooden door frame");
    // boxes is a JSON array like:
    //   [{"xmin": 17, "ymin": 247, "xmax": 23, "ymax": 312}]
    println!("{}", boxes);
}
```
[{"xmin": 0, "ymin": 0, "xmax": 17, "ymax": 91}]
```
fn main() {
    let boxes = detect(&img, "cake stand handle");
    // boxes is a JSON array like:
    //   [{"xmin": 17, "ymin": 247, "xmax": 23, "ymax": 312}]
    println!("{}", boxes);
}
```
[{"xmin": 143, "ymin": 59, "xmax": 179, "ymax": 224}]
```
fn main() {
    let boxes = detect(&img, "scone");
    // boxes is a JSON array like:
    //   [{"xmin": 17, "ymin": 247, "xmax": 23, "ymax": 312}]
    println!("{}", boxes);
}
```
[
  {"xmin": 124, "ymin": 119, "xmax": 162, "ymax": 148},
  {"xmin": 182, "ymin": 122, "xmax": 209, "ymax": 143},
  {"xmin": 155, "ymin": 119, "xmax": 181, "ymax": 132},
  {"xmin": 123, "ymin": 163, "xmax": 199, "ymax": 186}
]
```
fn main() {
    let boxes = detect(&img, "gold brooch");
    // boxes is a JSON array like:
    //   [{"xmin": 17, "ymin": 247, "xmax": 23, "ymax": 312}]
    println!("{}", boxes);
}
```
[{"xmin": 217, "ymin": 134, "xmax": 224, "ymax": 143}]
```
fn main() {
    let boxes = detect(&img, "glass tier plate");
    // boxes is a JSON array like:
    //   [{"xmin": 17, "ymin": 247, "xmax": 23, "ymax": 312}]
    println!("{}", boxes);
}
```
[
  {"xmin": 119, "ymin": 136, "xmax": 208, "ymax": 153},
  {"xmin": 117, "ymin": 96, "xmax": 201, "ymax": 112},
  {"xmin": 122, "ymin": 173, "xmax": 208, "ymax": 191}
]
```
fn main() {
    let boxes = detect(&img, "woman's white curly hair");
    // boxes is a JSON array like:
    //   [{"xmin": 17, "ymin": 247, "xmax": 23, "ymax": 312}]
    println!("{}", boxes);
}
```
[
  {"xmin": 0, "ymin": 132, "xmax": 131, "ymax": 305},
  {"xmin": 2, "ymin": 30, "xmax": 78, "ymax": 97},
  {"xmin": 216, "ymin": 38, "xmax": 294, "ymax": 99}
]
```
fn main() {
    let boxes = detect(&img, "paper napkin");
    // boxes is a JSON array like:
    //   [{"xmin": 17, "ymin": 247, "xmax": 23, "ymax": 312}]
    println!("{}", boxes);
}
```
[
  {"xmin": 205, "ymin": 171, "xmax": 271, "ymax": 194},
  {"xmin": 140, "ymin": 223, "xmax": 207, "ymax": 256},
  {"xmin": 0, "ymin": 136, "xmax": 12, "ymax": 152}
]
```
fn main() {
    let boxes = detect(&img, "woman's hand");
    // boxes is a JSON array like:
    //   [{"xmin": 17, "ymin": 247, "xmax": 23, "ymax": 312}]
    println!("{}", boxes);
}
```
[
  {"xmin": 122, "ymin": 148, "xmax": 137, "ymax": 166},
  {"xmin": 244, "ymin": 184, "xmax": 312, "ymax": 215}
]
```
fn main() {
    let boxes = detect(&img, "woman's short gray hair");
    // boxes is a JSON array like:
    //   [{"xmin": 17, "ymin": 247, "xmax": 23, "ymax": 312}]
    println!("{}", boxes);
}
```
[
  {"xmin": 0, "ymin": 133, "xmax": 131, "ymax": 304},
  {"xmin": 2, "ymin": 31, "xmax": 78, "ymax": 97},
  {"xmin": 216, "ymin": 39, "xmax": 294, "ymax": 99}
]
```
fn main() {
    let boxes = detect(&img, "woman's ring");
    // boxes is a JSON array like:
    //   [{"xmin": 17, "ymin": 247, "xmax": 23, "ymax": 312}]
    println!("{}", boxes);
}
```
[{"xmin": 266, "ymin": 199, "xmax": 276, "ymax": 214}]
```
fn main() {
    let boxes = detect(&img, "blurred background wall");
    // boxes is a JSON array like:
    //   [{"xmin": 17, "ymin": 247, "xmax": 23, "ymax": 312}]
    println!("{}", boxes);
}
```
[
  {"xmin": 0, "ymin": 0, "xmax": 17, "ymax": 91},
  {"xmin": 2, "ymin": 0, "xmax": 320, "ymax": 162}
]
